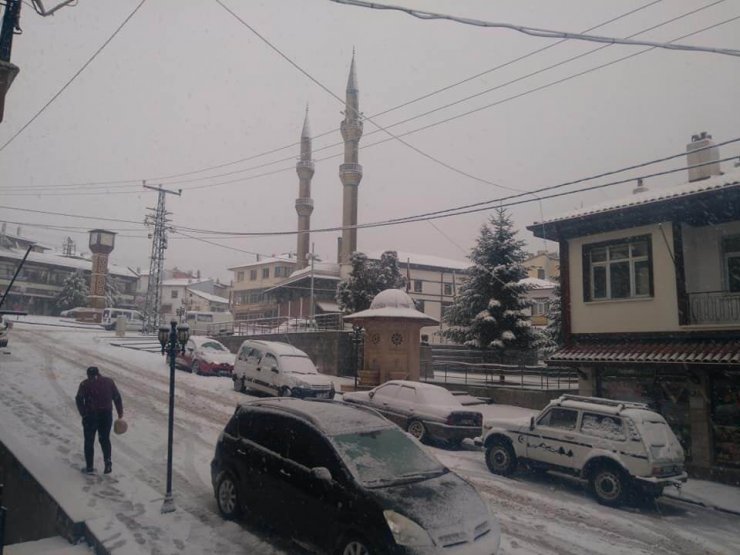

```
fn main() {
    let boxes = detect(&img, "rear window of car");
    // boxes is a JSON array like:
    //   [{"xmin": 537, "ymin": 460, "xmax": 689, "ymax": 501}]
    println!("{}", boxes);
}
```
[{"xmin": 580, "ymin": 412, "xmax": 626, "ymax": 441}]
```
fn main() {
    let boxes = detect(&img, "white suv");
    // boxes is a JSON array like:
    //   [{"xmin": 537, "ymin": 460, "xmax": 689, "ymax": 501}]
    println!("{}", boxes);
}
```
[{"xmin": 477, "ymin": 395, "xmax": 687, "ymax": 506}]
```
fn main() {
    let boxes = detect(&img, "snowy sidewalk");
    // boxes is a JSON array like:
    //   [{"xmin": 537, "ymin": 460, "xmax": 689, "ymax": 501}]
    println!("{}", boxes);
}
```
[{"xmin": 664, "ymin": 479, "xmax": 740, "ymax": 515}]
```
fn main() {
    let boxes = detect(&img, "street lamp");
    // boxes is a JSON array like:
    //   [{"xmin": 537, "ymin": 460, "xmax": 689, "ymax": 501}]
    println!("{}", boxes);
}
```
[
  {"xmin": 158, "ymin": 319, "xmax": 190, "ymax": 514},
  {"xmin": 351, "ymin": 324, "xmax": 364, "ymax": 390}
]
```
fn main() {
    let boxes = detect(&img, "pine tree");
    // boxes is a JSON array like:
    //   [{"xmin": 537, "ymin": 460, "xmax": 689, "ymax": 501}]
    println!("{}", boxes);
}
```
[
  {"xmin": 106, "ymin": 278, "xmax": 123, "ymax": 308},
  {"xmin": 337, "ymin": 251, "xmax": 406, "ymax": 313},
  {"xmin": 442, "ymin": 208, "xmax": 542, "ymax": 351},
  {"xmin": 54, "ymin": 271, "xmax": 89, "ymax": 313}
]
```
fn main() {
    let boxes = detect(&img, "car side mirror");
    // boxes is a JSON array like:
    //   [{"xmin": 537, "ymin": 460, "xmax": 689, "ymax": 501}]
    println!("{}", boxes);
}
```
[
  {"xmin": 368, "ymin": 391, "xmax": 375, "ymax": 399},
  {"xmin": 311, "ymin": 467, "xmax": 332, "ymax": 482},
  {"xmin": 270, "ymin": 366, "xmax": 279, "ymax": 374},
  {"xmin": 529, "ymin": 416, "xmax": 535, "ymax": 431}
]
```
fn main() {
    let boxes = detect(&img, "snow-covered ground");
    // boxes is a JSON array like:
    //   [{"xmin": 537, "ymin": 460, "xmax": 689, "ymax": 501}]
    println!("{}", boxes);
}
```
[{"xmin": 1, "ymin": 316, "xmax": 739, "ymax": 554}]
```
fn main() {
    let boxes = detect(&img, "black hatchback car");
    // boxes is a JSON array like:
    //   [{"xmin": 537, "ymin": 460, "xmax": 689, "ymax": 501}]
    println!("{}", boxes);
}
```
[{"xmin": 211, "ymin": 398, "xmax": 500, "ymax": 555}]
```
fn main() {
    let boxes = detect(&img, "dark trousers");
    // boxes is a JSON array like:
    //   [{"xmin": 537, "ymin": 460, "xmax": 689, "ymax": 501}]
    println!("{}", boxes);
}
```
[{"xmin": 83, "ymin": 410, "xmax": 113, "ymax": 469}]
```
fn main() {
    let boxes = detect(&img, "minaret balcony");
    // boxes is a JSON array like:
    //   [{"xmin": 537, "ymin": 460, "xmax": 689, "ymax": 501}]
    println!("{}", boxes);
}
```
[
  {"xmin": 341, "ymin": 119, "xmax": 364, "ymax": 141},
  {"xmin": 295, "ymin": 197, "xmax": 314, "ymax": 216},
  {"xmin": 339, "ymin": 163, "xmax": 363, "ymax": 185},
  {"xmin": 296, "ymin": 160, "xmax": 315, "ymax": 179}
]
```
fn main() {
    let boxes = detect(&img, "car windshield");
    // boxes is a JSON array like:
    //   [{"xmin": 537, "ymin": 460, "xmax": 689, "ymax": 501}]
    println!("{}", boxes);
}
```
[
  {"xmin": 331, "ymin": 427, "xmax": 446, "ymax": 487},
  {"xmin": 279, "ymin": 355, "xmax": 317, "ymax": 374},
  {"xmin": 201, "ymin": 342, "xmax": 226, "ymax": 351}
]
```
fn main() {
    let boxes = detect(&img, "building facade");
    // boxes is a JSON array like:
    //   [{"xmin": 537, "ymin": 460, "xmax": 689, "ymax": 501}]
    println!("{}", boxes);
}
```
[
  {"xmin": 528, "ymin": 136, "xmax": 740, "ymax": 482},
  {"xmin": 229, "ymin": 256, "xmax": 297, "ymax": 321}
]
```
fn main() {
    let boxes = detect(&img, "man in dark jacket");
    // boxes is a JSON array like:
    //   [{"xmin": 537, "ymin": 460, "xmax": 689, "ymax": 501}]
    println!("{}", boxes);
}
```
[{"xmin": 75, "ymin": 366, "xmax": 124, "ymax": 474}]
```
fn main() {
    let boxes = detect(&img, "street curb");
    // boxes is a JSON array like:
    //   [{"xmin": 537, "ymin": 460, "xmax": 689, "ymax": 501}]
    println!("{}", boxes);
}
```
[{"xmin": 663, "ymin": 493, "xmax": 740, "ymax": 516}]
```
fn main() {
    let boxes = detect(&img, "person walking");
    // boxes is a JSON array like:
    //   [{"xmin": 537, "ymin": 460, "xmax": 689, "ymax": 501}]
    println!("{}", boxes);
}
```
[{"xmin": 75, "ymin": 366, "xmax": 124, "ymax": 474}]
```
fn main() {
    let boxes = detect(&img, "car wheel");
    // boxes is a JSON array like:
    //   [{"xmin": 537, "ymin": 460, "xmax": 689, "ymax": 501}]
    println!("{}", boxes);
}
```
[
  {"xmin": 192, "ymin": 361, "xmax": 200, "ymax": 375},
  {"xmin": 338, "ymin": 537, "xmax": 373, "ymax": 555},
  {"xmin": 485, "ymin": 441, "xmax": 517, "ymax": 476},
  {"xmin": 407, "ymin": 420, "xmax": 427, "ymax": 442},
  {"xmin": 590, "ymin": 464, "xmax": 628, "ymax": 507},
  {"xmin": 278, "ymin": 386, "xmax": 292, "ymax": 397},
  {"xmin": 215, "ymin": 472, "xmax": 242, "ymax": 520}
]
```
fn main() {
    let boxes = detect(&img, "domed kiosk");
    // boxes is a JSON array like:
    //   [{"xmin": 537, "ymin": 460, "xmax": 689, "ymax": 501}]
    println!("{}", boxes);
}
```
[{"xmin": 343, "ymin": 289, "xmax": 438, "ymax": 387}]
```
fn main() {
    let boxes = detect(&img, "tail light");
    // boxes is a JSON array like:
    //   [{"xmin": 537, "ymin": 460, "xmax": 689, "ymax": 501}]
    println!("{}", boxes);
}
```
[{"xmin": 446, "ymin": 412, "xmax": 482, "ymax": 427}]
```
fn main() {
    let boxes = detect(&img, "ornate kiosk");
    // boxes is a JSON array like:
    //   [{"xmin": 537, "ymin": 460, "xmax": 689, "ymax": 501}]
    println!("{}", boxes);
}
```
[{"xmin": 344, "ymin": 289, "xmax": 438, "ymax": 388}]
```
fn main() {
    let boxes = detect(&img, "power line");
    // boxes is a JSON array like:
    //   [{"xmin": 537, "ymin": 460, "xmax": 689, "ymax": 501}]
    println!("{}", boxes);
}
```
[
  {"xmin": 0, "ymin": 0, "xmax": 148, "ymax": 154},
  {"xmin": 329, "ymin": 0, "xmax": 740, "ymax": 57},
  {"xmin": 5, "ymin": 2, "xmax": 725, "ymax": 196}
]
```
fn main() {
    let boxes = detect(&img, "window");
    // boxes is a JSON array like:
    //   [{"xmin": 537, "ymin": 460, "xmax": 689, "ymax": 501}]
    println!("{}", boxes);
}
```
[
  {"xmin": 373, "ymin": 383, "xmax": 400, "ymax": 400},
  {"xmin": 722, "ymin": 235, "xmax": 740, "ymax": 292},
  {"xmin": 537, "ymin": 268, "xmax": 546, "ymax": 280},
  {"xmin": 533, "ymin": 299, "xmax": 549, "ymax": 316},
  {"xmin": 443, "ymin": 283, "xmax": 453, "ymax": 295},
  {"xmin": 396, "ymin": 386, "xmax": 416, "ymax": 403},
  {"xmin": 249, "ymin": 269, "xmax": 257, "ymax": 280},
  {"xmin": 583, "ymin": 236, "xmax": 652, "ymax": 301},
  {"xmin": 171, "ymin": 290, "xmax": 178, "ymax": 299},
  {"xmin": 274, "ymin": 266, "xmax": 291, "ymax": 278},
  {"xmin": 237, "ymin": 271, "xmax": 244, "ymax": 282},
  {"xmin": 537, "ymin": 408, "xmax": 578, "ymax": 430},
  {"xmin": 581, "ymin": 413, "xmax": 626, "ymax": 441},
  {"xmin": 262, "ymin": 267, "xmax": 270, "ymax": 279},
  {"xmin": 414, "ymin": 280, "xmax": 423, "ymax": 293},
  {"xmin": 246, "ymin": 413, "xmax": 289, "ymax": 456}
]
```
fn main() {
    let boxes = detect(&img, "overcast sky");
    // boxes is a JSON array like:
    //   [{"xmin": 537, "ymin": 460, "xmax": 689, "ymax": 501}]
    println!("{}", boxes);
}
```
[{"xmin": 1, "ymin": 0, "xmax": 738, "ymax": 282}]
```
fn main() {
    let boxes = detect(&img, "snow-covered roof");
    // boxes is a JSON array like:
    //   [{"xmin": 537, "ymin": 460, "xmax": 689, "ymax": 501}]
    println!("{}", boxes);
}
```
[
  {"xmin": 0, "ymin": 247, "xmax": 136, "ymax": 278},
  {"xmin": 161, "ymin": 278, "xmax": 210, "ymax": 287},
  {"xmin": 228, "ymin": 255, "xmax": 295, "ymax": 271},
  {"xmin": 288, "ymin": 261, "xmax": 341, "ymax": 280},
  {"xmin": 534, "ymin": 170, "xmax": 740, "ymax": 226},
  {"xmin": 344, "ymin": 288, "xmax": 439, "ymax": 325},
  {"xmin": 519, "ymin": 277, "xmax": 557, "ymax": 289},
  {"xmin": 187, "ymin": 288, "xmax": 229, "ymax": 305},
  {"xmin": 366, "ymin": 250, "xmax": 470, "ymax": 271}
]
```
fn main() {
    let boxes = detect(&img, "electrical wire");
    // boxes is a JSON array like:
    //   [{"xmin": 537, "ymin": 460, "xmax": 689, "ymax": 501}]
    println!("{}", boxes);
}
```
[
  {"xmin": 329, "ymin": 0, "xmax": 740, "ymax": 57},
  {"xmin": 0, "ymin": 0, "xmax": 148, "ymax": 155}
]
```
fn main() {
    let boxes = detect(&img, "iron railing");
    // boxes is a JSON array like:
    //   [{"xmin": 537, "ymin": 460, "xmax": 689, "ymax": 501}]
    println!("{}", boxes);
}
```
[
  {"xmin": 233, "ymin": 313, "xmax": 345, "ymax": 336},
  {"xmin": 688, "ymin": 290, "xmax": 740, "ymax": 325},
  {"xmin": 424, "ymin": 360, "xmax": 578, "ymax": 390}
]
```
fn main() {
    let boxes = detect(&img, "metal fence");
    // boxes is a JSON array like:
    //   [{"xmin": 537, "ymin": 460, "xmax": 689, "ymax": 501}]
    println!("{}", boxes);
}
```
[
  {"xmin": 689, "ymin": 291, "xmax": 740, "ymax": 325},
  {"xmin": 424, "ymin": 360, "xmax": 579, "ymax": 390},
  {"xmin": 233, "ymin": 313, "xmax": 345, "ymax": 336}
]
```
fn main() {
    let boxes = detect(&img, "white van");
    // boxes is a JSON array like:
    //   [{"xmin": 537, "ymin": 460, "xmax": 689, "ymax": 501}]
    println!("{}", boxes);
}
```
[
  {"xmin": 184, "ymin": 311, "xmax": 234, "ymax": 336},
  {"xmin": 233, "ymin": 340, "xmax": 335, "ymax": 399},
  {"xmin": 101, "ymin": 308, "xmax": 145, "ymax": 331}
]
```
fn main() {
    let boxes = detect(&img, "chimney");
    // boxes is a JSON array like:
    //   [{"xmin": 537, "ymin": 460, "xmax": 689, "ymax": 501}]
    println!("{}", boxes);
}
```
[
  {"xmin": 687, "ymin": 132, "xmax": 721, "ymax": 183},
  {"xmin": 632, "ymin": 177, "xmax": 648, "ymax": 195}
]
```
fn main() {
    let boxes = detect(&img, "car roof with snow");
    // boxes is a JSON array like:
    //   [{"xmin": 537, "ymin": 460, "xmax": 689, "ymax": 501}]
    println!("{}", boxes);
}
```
[
  {"xmin": 240, "ymin": 339, "xmax": 310, "ymax": 357},
  {"xmin": 547, "ymin": 394, "xmax": 662, "ymax": 420},
  {"xmin": 378, "ymin": 380, "xmax": 451, "ymax": 392},
  {"xmin": 190, "ymin": 336, "xmax": 227, "ymax": 347},
  {"xmin": 238, "ymin": 398, "xmax": 394, "ymax": 436}
]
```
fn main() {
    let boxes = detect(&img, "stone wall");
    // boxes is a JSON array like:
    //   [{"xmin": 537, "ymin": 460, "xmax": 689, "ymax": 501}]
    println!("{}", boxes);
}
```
[{"xmin": 220, "ymin": 331, "xmax": 355, "ymax": 377}]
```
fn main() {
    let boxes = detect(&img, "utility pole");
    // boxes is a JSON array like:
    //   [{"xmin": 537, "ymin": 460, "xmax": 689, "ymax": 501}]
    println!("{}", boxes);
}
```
[
  {"xmin": 309, "ymin": 242, "xmax": 316, "ymax": 324},
  {"xmin": 142, "ymin": 182, "xmax": 181, "ymax": 333},
  {"xmin": 0, "ymin": 0, "xmax": 21, "ymax": 122}
]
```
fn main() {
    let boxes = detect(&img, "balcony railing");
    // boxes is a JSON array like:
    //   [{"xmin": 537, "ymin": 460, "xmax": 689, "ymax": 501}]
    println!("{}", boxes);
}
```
[
  {"xmin": 233, "ymin": 313, "xmax": 345, "ymax": 336},
  {"xmin": 688, "ymin": 291, "xmax": 740, "ymax": 325}
]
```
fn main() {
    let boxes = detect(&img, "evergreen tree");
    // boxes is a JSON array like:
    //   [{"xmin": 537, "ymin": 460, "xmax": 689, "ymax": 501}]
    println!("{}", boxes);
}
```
[
  {"xmin": 106, "ymin": 278, "xmax": 123, "ymax": 308},
  {"xmin": 544, "ymin": 283, "xmax": 563, "ymax": 354},
  {"xmin": 337, "ymin": 251, "xmax": 406, "ymax": 313},
  {"xmin": 442, "ymin": 208, "xmax": 542, "ymax": 351},
  {"xmin": 54, "ymin": 271, "xmax": 89, "ymax": 313}
]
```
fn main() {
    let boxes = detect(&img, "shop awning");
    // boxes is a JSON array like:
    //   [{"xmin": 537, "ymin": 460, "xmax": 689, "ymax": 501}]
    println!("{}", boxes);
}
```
[{"xmin": 549, "ymin": 340, "xmax": 740, "ymax": 365}]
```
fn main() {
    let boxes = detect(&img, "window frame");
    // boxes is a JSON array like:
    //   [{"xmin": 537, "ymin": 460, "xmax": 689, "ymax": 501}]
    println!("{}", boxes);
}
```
[
  {"xmin": 582, "ymin": 234, "xmax": 653, "ymax": 302},
  {"xmin": 413, "ymin": 280, "xmax": 423, "ymax": 293},
  {"xmin": 722, "ymin": 235, "xmax": 740, "ymax": 293}
]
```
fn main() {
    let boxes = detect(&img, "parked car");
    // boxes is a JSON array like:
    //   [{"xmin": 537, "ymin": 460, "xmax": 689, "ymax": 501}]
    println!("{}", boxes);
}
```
[
  {"xmin": 184, "ymin": 311, "xmax": 234, "ymax": 336},
  {"xmin": 477, "ymin": 394, "xmax": 687, "ymax": 506},
  {"xmin": 59, "ymin": 306, "xmax": 88, "ymax": 318},
  {"xmin": 101, "ymin": 308, "xmax": 145, "ymax": 331},
  {"xmin": 343, "ymin": 380, "xmax": 482, "ymax": 446},
  {"xmin": 233, "ymin": 339, "xmax": 334, "ymax": 399},
  {"xmin": 211, "ymin": 398, "xmax": 501, "ymax": 554},
  {"xmin": 175, "ymin": 336, "xmax": 234, "ymax": 376},
  {"xmin": 0, "ymin": 317, "xmax": 9, "ymax": 348}
]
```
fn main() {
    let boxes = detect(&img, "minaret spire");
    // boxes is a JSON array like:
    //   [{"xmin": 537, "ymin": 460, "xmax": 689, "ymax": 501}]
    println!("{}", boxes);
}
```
[
  {"xmin": 339, "ymin": 50, "xmax": 363, "ymax": 267},
  {"xmin": 295, "ymin": 104, "xmax": 314, "ymax": 270}
]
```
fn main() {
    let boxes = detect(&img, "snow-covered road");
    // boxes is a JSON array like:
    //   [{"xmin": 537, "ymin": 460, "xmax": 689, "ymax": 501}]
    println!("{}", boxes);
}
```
[{"xmin": 1, "ymin": 319, "xmax": 738, "ymax": 554}]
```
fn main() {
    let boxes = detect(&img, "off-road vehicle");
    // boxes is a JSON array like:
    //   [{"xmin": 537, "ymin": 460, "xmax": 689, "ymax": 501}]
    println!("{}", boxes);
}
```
[{"xmin": 477, "ymin": 395, "xmax": 687, "ymax": 506}]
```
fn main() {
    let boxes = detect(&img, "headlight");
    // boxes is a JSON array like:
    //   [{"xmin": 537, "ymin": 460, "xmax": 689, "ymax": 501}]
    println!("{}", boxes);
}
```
[{"xmin": 383, "ymin": 510, "xmax": 434, "ymax": 547}]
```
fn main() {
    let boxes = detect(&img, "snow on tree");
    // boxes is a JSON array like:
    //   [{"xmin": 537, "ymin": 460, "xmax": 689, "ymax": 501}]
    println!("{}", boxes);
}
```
[
  {"xmin": 106, "ymin": 278, "xmax": 123, "ymax": 308},
  {"xmin": 337, "ymin": 251, "xmax": 406, "ymax": 313},
  {"xmin": 442, "ymin": 207, "xmax": 542, "ymax": 351},
  {"xmin": 54, "ymin": 271, "xmax": 89, "ymax": 313}
]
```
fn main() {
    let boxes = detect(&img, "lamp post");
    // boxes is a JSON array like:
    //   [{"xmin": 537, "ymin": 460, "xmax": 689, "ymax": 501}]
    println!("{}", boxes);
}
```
[
  {"xmin": 158, "ymin": 320, "xmax": 190, "ymax": 514},
  {"xmin": 351, "ymin": 324, "xmax": 363, "ymax": 390}
]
